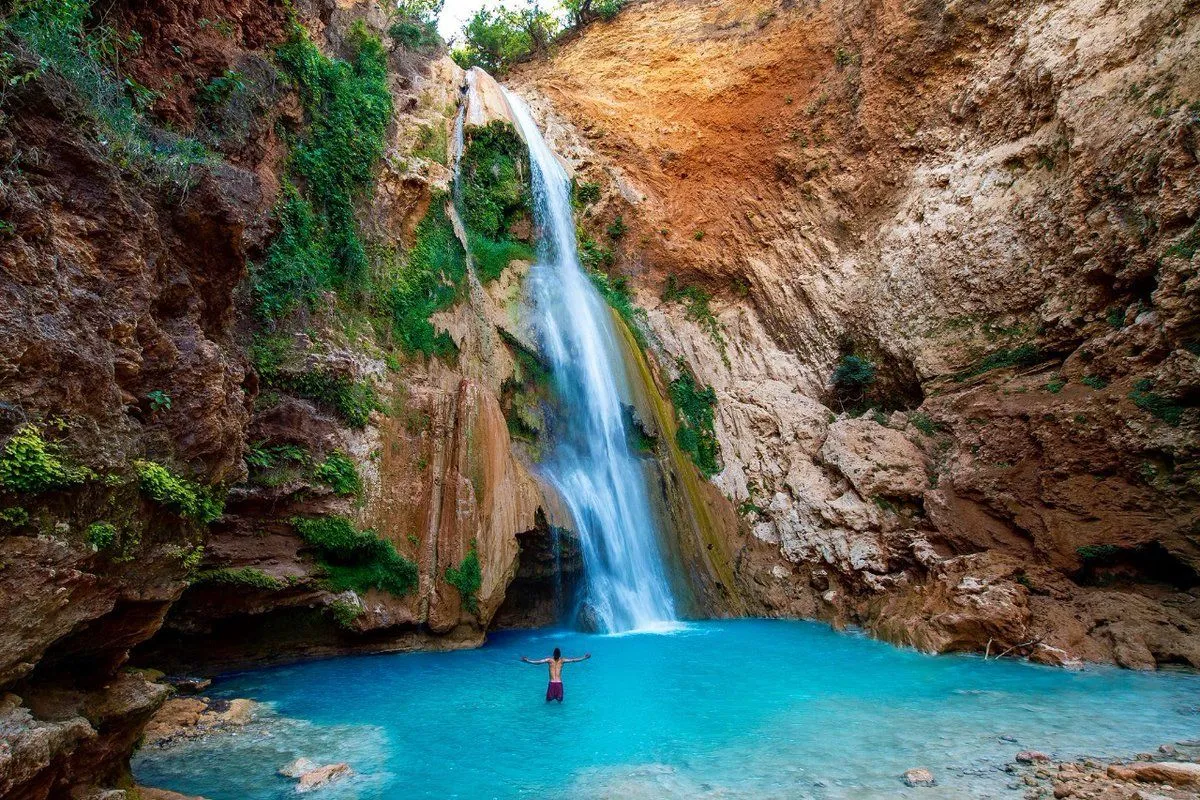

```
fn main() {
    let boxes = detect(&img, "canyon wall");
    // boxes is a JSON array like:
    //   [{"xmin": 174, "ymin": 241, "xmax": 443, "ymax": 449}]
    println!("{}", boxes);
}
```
[
  {"xmin": 0, "ymin": 2, "xmax": 573, "ymax": 796},
  {"xmin": 510, "ymin": 0, "xmax": 1200, "ymax": 669}
]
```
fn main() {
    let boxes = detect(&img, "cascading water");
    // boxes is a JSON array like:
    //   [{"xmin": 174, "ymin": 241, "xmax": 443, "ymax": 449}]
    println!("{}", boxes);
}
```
[{"xmin": 502, "ymin": 88, "xmax": 677, "ymax": 633}]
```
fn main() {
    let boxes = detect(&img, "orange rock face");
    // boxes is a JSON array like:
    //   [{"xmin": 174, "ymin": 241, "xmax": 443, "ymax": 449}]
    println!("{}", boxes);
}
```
[{"xmin": 510, "ymin": 0, "xmax": 1200, "ymax": 667}]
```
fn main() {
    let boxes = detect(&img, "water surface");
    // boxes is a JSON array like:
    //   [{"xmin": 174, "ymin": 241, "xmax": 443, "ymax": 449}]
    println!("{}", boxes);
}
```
[{"xmin": 134, "ymin": 620, "xmax": 1200, "ymax": 799}]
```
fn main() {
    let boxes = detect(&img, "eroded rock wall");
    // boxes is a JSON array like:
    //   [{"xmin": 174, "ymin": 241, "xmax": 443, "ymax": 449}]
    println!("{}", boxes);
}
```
[{"xmin": 510, "ymin": 0, "xmax": 1200, "ymax": 668}]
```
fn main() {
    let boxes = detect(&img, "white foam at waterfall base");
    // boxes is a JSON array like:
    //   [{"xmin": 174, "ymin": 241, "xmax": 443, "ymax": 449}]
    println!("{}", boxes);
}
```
[{"xmin": 500, "ymin": 87, "xmax": 678, "ymax": 634}]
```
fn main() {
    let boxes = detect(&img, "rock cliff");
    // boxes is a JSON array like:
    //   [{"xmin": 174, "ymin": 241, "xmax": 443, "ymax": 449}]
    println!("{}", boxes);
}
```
[{"xmin": 509, "ymin": 0, "xmax": 1200, "ymax": 669}]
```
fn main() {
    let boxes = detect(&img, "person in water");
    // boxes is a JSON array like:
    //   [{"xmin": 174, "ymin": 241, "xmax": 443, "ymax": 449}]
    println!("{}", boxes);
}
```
[{"xmin": 520, "ymin": 648, "xmax": 591, "ymax": 702}]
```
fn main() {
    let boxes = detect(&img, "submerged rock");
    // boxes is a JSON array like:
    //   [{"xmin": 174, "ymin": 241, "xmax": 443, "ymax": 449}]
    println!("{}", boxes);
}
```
[
  {"xmin": 901, "ymin": 768, "xmax": 936, "ymax": 787},
  {"xmin": 295, "ymin": 763, "xmax": 353, "ymax": 793},
  {"xmin": 278, "ymin": 758, "xmax": 317, "ymax": 779}
]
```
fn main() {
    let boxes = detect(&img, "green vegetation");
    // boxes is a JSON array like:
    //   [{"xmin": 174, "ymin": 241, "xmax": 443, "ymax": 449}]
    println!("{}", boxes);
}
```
[
  {"xmin": 621, "ymin": 404, "xmax": 656, "ymax": 454},
  {"xmin": 1045, "ymin": 377, "xmax": 1066, "ymax": 394},
  {"xmin": 374, "ymin": 196, "xmax": 468, "ymax": 357},
  {"xmin": 451, "ymin": 0, "xmax": 625, "ymax": 74},
  {"xmin": 578, "ymin": 233, "xmax": 615, "ymax": 272},
  {"xmin": 692, "ymin": 230, "xmax": 705, "ymax": 241},
  {"xmin": 387, "ymin": 0, "xmax": 442, "ymax": 51},
  {"xmin": 265, "ymin": 369, "xmax": 379, "ymax": 429},
  {"xmin": 1129, "ymin": 378, "xmax": 1183, "ymax": 426},
  {"xmin": 830, "ymin": 355, "xmax": 876, "ymax": 408},
  {"xmin": 328, "ymin": 598, "xmax": 364, "ymax": 628},
  {"xmin": 572, "ymin": 180, "xmax": 601, "ymax": 207},
  {"xmin": 196, "ymin": 69, "xmax": 245, "ymax": 106},
  {"xmin": 1081, "ymin": 375, "xmax": 1108, "ymax": 390},
  {"xmin": 606, "ymin": 215, "xmax": 627, "ymax": 240},
  {"xmin": 251, "ymin": 19, "xmax": 391, "ymax": 318},
  {"xmin": 2, "ymin": 0, "xmax": 208, "ymax": 185},
  {"xmin": 147, "ymin": 389, "xmax": 172, "ymax": 413},
  {"xmin": 0, "ymin": 506, "xmax": 29, "ymax": 527},
  {"xmin": 293, "ymin": 516, "xmax": 417, "ymax": 596},
  {"xmin": 669, "ymin": 363, "xmax": 721, "ymax": 476},
  {"xmin": 954, "ymin": 344, "xmax": 1042, "ymax": 381},
  {"xmin": 909, "ymin": 412, "xmax": 940, "ymax": 436},
  {"xmin": 0, "ymin": 424, "xmax": 93, "ymax": 494},
  {"xmin": 662, "ymin": 275, "xmax": 725, "ymax": 357},
  {"xmin": 444, "ymin": 540, "xmax": 482, "ymax": 612},
  {"xmin": 314, "ymin": 451, "xmax": 362, "ymax": 496},
  {"xmin": 1163, "ymin": 220, "xmax": 1199, "ymax": 260},
  {"xmin": 133, "ymin": 461, "xmax": 224, "ymax": 523},
  {"xmin": 1077, "ymin": 544, "xmax": 1120, "ymax": 563},
  {"xmin": 193, "ymin": 567, "xmax": 284, "ymax": 591},
  {"xmin": 588, "ymin": 271, "xmax": 650, "ymax": 350},
  {"xmin": 413, "ymin": 122, "xmax": 448, "ymax": 164},
  {"xmin": 1105, "ymin": 306, "xmax": 1125, "ymax": 328},
  {"xmin": 86, "ymin": 521, "xmax": 117, "ymax": 549}
]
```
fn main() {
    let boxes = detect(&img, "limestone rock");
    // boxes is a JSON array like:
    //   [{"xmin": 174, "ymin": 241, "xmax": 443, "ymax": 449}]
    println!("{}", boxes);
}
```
[
  {"xmin": 819, "ymin": 419, "xmax": 929, "ymax": 500},
  {"xmin": 902, "ymin": 768, "xmax": 936, "ymax": 787},
  {"xmin": 295, "ymin": 763, "xmax": 353, "ymax": 793},
  {"xmin": 1107, "ymin": 762, "xmax": 1200, "ymax": 787}
]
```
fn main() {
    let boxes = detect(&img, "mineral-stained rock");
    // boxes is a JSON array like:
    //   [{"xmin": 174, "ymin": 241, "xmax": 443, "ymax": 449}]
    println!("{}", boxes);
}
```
[
  {"xmin": 1106, "ymin": 762, "xmax": 1200, "ymax": 787},
  {"xmin": 820, "ymin": 419, "xmax": 929, "ymax": 500}
]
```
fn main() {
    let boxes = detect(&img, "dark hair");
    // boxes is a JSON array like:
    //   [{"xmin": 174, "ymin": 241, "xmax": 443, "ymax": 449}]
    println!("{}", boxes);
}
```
[{"xmin": 553, "ymin": 647, "xmax": 561, "ymax": 659}]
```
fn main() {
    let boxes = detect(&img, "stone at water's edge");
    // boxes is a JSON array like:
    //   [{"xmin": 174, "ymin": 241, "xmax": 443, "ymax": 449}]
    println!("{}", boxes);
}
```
[
  {"xmin": 295, "ymin": 763, "xmax": 353, "ymax": 793},
  {"xmin": 902, "ymin": 768, "xmax": 936, "ymax": 787},
  {"xmin": 1107, "ymin": 761, "xmax": 1200, "ymax": 787}
]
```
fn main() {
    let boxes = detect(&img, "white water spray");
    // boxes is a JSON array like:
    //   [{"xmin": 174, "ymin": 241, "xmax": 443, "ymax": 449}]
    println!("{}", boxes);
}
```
[{"xmin": 502, "ymin": 88, "xmax": 677, "ymax": 633}]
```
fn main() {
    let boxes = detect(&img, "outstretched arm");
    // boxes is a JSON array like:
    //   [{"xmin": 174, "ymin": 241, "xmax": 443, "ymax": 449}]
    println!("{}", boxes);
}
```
[
  {"xmin": 563, "ymin": 653, "xmax": 592, "ymax": 663},
  {"xmin": 520, "ymin": 656, "xmax": 551, "ymax": 664}
]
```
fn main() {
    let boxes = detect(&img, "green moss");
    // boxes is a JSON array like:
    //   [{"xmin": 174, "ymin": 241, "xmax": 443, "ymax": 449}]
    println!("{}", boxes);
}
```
[
  {"xmin": 293, "ymin": 516, "xmax": 417, "ymax": 596},
  {"xmin": 1129, "ymin": 378, "xmax": 1184, "ymax": 426},
  {"xmin": 954, "ymin": 344, "xmax": 1042, "ymax": 381},
  {"xmin": 86, "ymin": 521, "xmax": 117, "ymax": 549},
  {"xmin": 458, "ymin": 121, "xmax": 533, "ymax": 282},
  {"xmin": 375, "ymin": 196, "xmax": 467, "ymax": 357},
  {"xmin": 133, "ymin": 461, "xmax": 223, "ymax": 523},
  {"xmin": 621, "ymin": 404, "xmax": 656, "ymax": 454},
  {"xmin": 314, "ymin": 451, "xmax": 362, "ymax": 496},
  {"xmin": 669, "ymin": 363, "xmax": 721, "ymax": 477},
  {"xmin": 444, "ymin": 540, "xmax": 482, "ymax": 612},
  {"xmin": 193, "ymin": 567, "xmax": 284, "ymax": 590},
  {"xmin": 413, "ymin": 122, "xmax": 448, "ymax": 164},
  {"xmin": 0, "ymin": 424, "xmax": 93, "ymax": 494},
  {"xmin": 251, "ymin": 17, "xmax": 392, "ymax": 317},
  {"xmin": 1163, "ymin": 219, "xmax": 1199, "ymax": 260},
  {"xmin": 1077, "ymin": 544, "xmax": 1120, "ymax": 563}
]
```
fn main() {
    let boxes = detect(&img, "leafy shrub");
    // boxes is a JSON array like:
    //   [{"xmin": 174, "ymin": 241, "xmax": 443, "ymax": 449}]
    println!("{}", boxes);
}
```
[
  {"xmin": 374, "ymin": 196, "xmax": 467, "ymax": 357},
  {"xmin": 287, "ymin": 371, "xmax": 379, "ymax": 428},
  {"xmin": 606, "ymin": 215, "xmax": 627, "ymax": 239},
  {"xmin": 444, "ymin": 540, "xmax": 482, "ymax": 612},
  {"xmin": 315, "ymin": 451, "xmax": 362, "ymax": 496},
  {"xmin": 1081, "ymin": 375, "xmax": 1108, "ymax": 390},
  {"xmin": 459, "ymin": 121, "xmax": 533, "ymax": 282},
  {"xmin": 0, "ymin": 506, "xmax": 29, "ymax": 527},
  {"xmin": 147, "ymin": 389, "xmax": 172, "ymax": 413},
  {"xmin": 193, "ymin": 567, "xmax": 284, "ymax": 590},
  {"xmin": 578, "ymin": 234, "xmax": 614, "ymax": 271},
  {"xmin": 133, "ymin": 460, "xmax": 223, "ymax": 523},
  {"xmin": 245, "ymin": 441, "xmax": 309, "ymax": 471},
  {"xmin": 1045, "ymin": 377, "xmax": 1066, "ymax": 393},
  {"xmin": 328, "ymin": 597, "xmax": 363, "ymax": 628},
  {"xmin": 669, "ymin": 365, "xmax": 721, "ymax": 476},
  {"xmin": 572, "ymin": 180, "xmax": 601, "ymax": 207},
  {"xmin": 954, "ymin": 344, "xmax": 1042, "ymax": 381},
  {"xmin": 413, "ymin": 122, "xmax": 448, "ymax": 164},
  {"xmin": 1077, "ymin": 544, "xmax": 1120, "ymax": 563},
  {"xmin": 3, "ymin": 0, "xmax": 209, "ymax": 185},
  {"xmin": 0, "ymin": 424, "xmax": 93, "ymax": 493},
  {"xmin": 293, "ymin": 516, "xmax": 417, "ymax": 596},
  {"xmin": 830, "ymin": 355, "xmax": 876, "ymax": 407},
  {"xmin": 195, "ymin": 69, "xmax": 245, "ymax": 106},
  {"xmin": 86, "ymin": 521, "xmax": 117, "ymax": 549},
  {"xmin": 564, "ymin": 0, "xmax": 626, "ymax": 24},
  {"xmin": 252, "ymin": 19, "xmax": 392, "ymax": 317},
  {"xmin": 909, "ymin": 412, "xmax": 939, "ymax": 436},
  {"xmin": 1129, "ymin": 378, "xmax": 1183, "ymax": 426}
]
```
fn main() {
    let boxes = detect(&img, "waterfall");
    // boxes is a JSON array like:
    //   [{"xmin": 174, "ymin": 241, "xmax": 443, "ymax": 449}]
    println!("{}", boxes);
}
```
[{"xmin": 501, "ymin": 88, "xmax": 678, "ymax": 633}]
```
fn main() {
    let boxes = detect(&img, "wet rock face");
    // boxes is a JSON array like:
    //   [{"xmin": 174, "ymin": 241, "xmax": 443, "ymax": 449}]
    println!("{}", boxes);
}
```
[
  {"xmin": 493, "ymin": 513, "xmax": 586, "ymax": 629},
  {"xmin": 510, "ymin": 0, "xmax": 1200, "ymax": 667}
]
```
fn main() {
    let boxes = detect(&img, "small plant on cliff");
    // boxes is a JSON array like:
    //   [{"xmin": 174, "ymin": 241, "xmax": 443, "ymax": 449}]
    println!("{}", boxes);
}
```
[
  {"xmin": 1163, "ymin": 219, "xmax": 1199, "ymax": 261},
  {"xmin": 830, "ymin": 354, "xmax": 877, "ymax": 410},
  {"xmin": 0, "ymin": 506, "xmax": 29, "ymax": 528},
  {"xmin": 315, "ymin": 451, "xmax": 362, "ymax": 497},
  {"xmin": 444, "ymin": 540, "xmax": 482, "ymax": 613},
  {"xmin": 1044, "ymin": 377, "xmax": 1066, "ymax": 394},
  {"xmin": 1128, "ymin": 378, "xmax": 1184, "ymax": 426},
  {"xmin": 147, "ymin": 389, "xmax": 172, "ymax": 413},
  {"xmin": 954, "ymin": 344, "xmax": 1042, "ymax": 381},
  {"xmin": 86, "ymin": 521, "xmax": 117, "ymax": 550},
  {"xmin": 133, "ymin": 461, "xmax": 223, "ymax": 524},
  {"xmin": 328, "ymin": 598, "xmax": 364, "ymax": 628},
  {"xmin": 588, "ymin": 270, "xmax": 651, "ymax": 351},
  {"xmin": 195, "ymin": 69, "xmax": 245, "ymax": 107},
  {"xmin": 193, "ymin": 567, "xmax": 285, "ymax": 591},
  {"xmin": 662, "ymin": 275, "xmax": 726, "ymax": 360},
  {"xmin": 287, "ymin": 371, "xmax": 380, "ymax": 429},
  {"xmin": 572, "ymin": 180, "xmax": 601, "ymax": 208},
  {"xmin": 457, "ymin": 120, "xmax": 535, "ymax": 282},
  {"xmin": 606, "ymin": 215, "xmax": 628, "ymax": 240},
  {"xmin": 1077, "ymin": 544, "xmax": 1120, "ymax": 564},
  {"xmin": 293, "ymin": 516, "xmax": 418, "ymax": 596},
  {"xmin": 669, "ymin": 362, "xmax": 721, "ymax": 477},
  {"xmin": 0, "ymin": 424, "xmax": 93, "ymax": 494},
  {"xmin": 1081, "ymin": 375, "xmax": 1109, "ymax": 390}
]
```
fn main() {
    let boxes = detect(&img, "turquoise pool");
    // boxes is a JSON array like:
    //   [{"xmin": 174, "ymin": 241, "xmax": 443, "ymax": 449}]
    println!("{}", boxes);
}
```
[{"xmin": 133, "ymin": 620, "xmax": 1200, "ymax": 798}]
